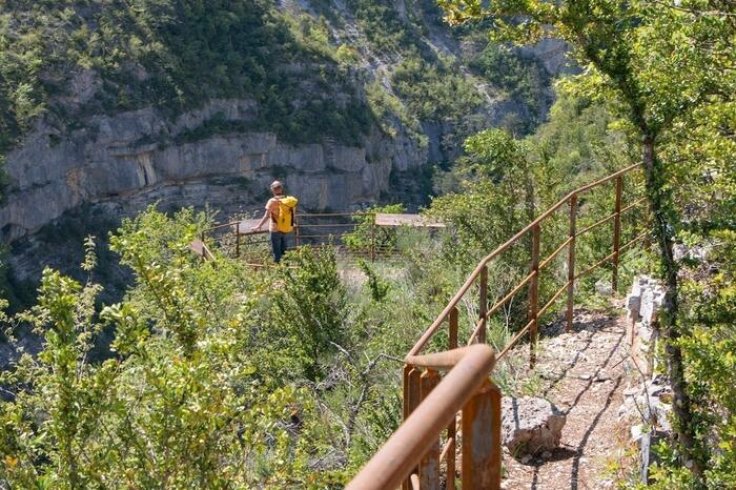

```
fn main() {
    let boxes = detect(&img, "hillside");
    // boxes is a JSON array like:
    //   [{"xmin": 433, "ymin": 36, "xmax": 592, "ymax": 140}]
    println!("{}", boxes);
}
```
[{"xmin": 0, "ymin": 0, "xmax": 566, "ymax": 298}]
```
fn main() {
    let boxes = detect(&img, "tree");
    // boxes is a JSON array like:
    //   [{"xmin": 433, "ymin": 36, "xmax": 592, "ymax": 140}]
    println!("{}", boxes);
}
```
[{"xmin": 437, "ymin": 0, "xmax": 735, "ymax": 480}]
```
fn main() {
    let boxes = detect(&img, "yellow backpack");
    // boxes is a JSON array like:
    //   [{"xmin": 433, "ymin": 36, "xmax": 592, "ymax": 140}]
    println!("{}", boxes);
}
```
[{"xmin": 274, "ymin": 196, "xmax": 298, "ymax": 233}]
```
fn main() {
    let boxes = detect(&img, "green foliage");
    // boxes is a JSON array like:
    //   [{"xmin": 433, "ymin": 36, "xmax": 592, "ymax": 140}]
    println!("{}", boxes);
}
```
[
  {"xmin": 346, "ymin": 0, "xmax": 421, "ymax": 55},
  {"xmin": 470, "ymin": 43, "xmax": 549, "ymax": 128},
  {"xmin": 274, "ymin": 246, "xmax": 348, "ymax": 381},
  {"xmin": 0, "ymin": 0, "xmax": 372, "ymax": 149},
  {"xmin": 392, "ymin": 55, "xmax": 484, "ymax": 121},
  {"xmin": 677, "ymin": 230, "xmax": 736, "ymax": 488},
  {"xmin": 0, "ymin": 208, "xmax": 355, "ymax": 488},
  {"xmin": 357, "ymin": 260, "xmax": 390, "ymax": 302},
  {"xmin": 430, "ymin": 128, "xmax": 538, "ymax": 261}
]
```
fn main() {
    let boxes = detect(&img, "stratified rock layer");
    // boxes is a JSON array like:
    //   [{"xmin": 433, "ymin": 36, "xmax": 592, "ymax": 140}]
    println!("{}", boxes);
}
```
[{"xmin": 0, "ymin": 99, "xmax": 427, "ymax": 242}]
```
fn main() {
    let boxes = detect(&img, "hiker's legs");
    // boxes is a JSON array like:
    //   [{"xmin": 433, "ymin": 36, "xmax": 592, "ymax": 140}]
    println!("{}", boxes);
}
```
[{"xmin": 270, "ymin": 232, "xmax": 287, "ymax": 263}]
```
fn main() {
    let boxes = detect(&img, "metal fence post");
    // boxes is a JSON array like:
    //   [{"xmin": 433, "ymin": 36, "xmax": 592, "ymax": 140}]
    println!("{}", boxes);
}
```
[
  {"xmin": 461, "ymin": 379, "xmax": 502, "ymax": 490},
  {"xmin": 612, "ymin": 176, "xmax": 623, "ymax": 294},
  {"xmin": 295, "ymin": 212, "xmax": 301, "ymax": 247},
  {"xmin": 370, "ymin": 216, "xmax": 376, "ymax": 262},
  {"xmin": 567, "ymin": 195, "xmax": 578, "ymax": 332},
  {"xmin": 447, "ymin": 307, "xmax": 459, "ymax": 490},
  {"xmin": 529, "ymin": 224, "xmax": 540, "ymax": 367},
  {"xmin": 403, "ymin": 366, "xmax": 421, "ymax": 490},
  {"xmin": 419, "ymin": 369, "xmax": 441, "ymax": 490},
  {"xmin": 235, "ymin": 222, "xmax": 241, "ymax": 258},
  {"xmin": 478, "ymin": 266, "xmax": 488, "ymax": 344}
]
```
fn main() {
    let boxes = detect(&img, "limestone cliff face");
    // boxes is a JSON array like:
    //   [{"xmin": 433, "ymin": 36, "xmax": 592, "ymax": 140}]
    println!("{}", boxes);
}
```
[{"xmin": 0, "ymin": 99, "xmax": 426, "ymax": 243}]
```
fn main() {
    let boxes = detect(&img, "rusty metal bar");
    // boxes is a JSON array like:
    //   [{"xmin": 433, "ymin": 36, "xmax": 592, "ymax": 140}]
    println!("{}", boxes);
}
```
[
  {"xmin": 347, "ymin": 346, "xmax": 496, "ymax": 490},
  {"xmin": 620, "ymin": 197, "xmax": 647, "ymax": 214},
  {"xmin": 403, "ymin": 365, "xmax": 412, "ymax": 421},
  {"xmin": 539, "ymin": 236, "xmax": 573, "ymax": 270},
  {"xmin": 537, "ymin": 281, "xmax": 571, "ymax": 319},
  {"xmin": 419, "ymin": 370, "xmax": 441, "ymax": 490},
  {"xmin": 620, "ymin": 231, "xmax": 649, "ymax": 253},
  {"xmin": 202, "ymin": 243, "xmax": 215, "ymax": 262},
  {"xmin": 449, "ymin": 307, "xmax": 458, "ymax": 351},
  {"xmin": 408, "ymin": 368, "xmax": 422, "ymax": 415},
  {"xmin": 206, "ymin": 220, "xmax": 241, "ymax": 232},
  {"xmin": 235, "ymin": 222, "xmax": 241, "ymax": 258},
  {"xmin": 405, "ymin": 366, "xmax": 422, "ymax": 490},
  {"xmin": 574, "ymin": 229, "xmax": 646, "ymax": 283},
  {"xmin": 467, "ymin": 269, "xmax": 538, "ymax": 345},
  {"xmin": 298, "ymin": 212, "xmax": 370, "ymax": 218},
  {"xmin": 528, "ymin": 224, "xmax": 540, "ymax": 368},
  {"xmin": 567, "ymin": 195, "xmax": 577, "ymax": 332},
  {"xmin": 408, "ymin": 163, "xmax": 642, "ymax": 356},
  {"xmin": 496, "ymin": 319, "xmax": 534, "ymax": 361},
  {"xmin": 239, "ymin": 229, "xmax": 268, "ymax": 236},
  {"xmin": 575, "ymin": 251, "xmax": 618, "ymax": 281},
  {"xmin": 572, "ymin": 163, "xmax": 641, "ymax": 194},
  {"xmin": 447, "ymin": 308, "xmax": 458, "ymax": 490},
  {"xmin": 478, "ymin": 266, "xmax": 488, "ymax": 344},
  {"xmin": 462, "ymin": 379, "xmax": 502, "ymax": 490},
  {"xmin": 293, "ymin": 223, "xmax": 357, "ymax": 228},
  {"xmin": 440, "ymin": 437, "xmax": 455, "ymax": 462},
  {"xmin": 574, "ymin": 225, "xmax": 647, "ymax": 282},
  {"xmin": 576, "ymin": 213, "xmax": 616, "ymax": 237},
  {"xmin": 612, "ymin": 176, "xmax": 623, "ymax": 293},
  {"xmin": 371, "ymin": 220, "xmax": 376, "ymax": 263}
]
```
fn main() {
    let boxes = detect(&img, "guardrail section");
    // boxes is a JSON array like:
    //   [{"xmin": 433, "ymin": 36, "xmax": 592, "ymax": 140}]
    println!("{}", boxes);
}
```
[
  {"xmin": 346, "ymin": 345, "xmax": 500, "ymax": 490},
  {"xmin": 349, "ymin": 164, "xmax": 649, "ymax": 488}
]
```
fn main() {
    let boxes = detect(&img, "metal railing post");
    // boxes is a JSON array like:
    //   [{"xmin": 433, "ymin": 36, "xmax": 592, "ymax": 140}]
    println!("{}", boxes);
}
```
[
  {"xmin": 567, "ymin": 195, "xmax": 578, "ymax": 332},
  {"xmin": 612, "ymin": 176, "xmax": 623, "ymax": 293},
  {"xmin": 447, "ymin": 308, "xmax": 458, "ymax": 490},
  {"xmin": 235, "ymin": 222, "xmax": 241, "ymax": 258},
  {"xmin": 461, "ymin": 379, "xmax": 502, "ymax": 490},
  {"xmin": 295, "ymin": 212, "xmax": 301, "ymax": 247},
  {"xmin": 370, "ymin": 216, "xmax": 376, "ymax": 262},
  {"xmin": 478, "ymin": 266, "xmax": 488, "ymax": 344},
  {"xmin": 419, "ymin": 369, "xmax": 441, "ymax": 490},
  {"xmin": 403, "ymin": 366, "xmax": 421, "ymax": 490},
  {"xmin": 528, "ymin": 224, "xmax": 540, "ymax": 367}
]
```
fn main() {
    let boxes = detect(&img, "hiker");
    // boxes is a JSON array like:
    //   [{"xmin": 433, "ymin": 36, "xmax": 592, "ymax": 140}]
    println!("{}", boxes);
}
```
[{"xmin": 252, "ymin": 180, "xmax": 298, "ymax": 263}]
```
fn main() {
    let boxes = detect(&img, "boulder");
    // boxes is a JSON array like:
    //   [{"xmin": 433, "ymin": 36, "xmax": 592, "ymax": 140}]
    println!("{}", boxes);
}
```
[{"xmin": 502, "ymin": 396, "xmax": 566, "ymax": 456}]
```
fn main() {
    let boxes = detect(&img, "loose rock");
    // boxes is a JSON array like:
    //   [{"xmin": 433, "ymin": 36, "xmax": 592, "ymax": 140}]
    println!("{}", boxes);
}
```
[{"xmin": 502, "ymin": 396, "xmax": 567, "ymax": 456}]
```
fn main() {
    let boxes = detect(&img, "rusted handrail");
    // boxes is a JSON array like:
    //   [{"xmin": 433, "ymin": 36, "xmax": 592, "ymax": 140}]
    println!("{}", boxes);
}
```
[
  {"xmin": 408, "ymin": 162, "xmax": 644, "ymax": 357},
  {"xmin": 347, "ymin": 345, "xmax": 498, "ymax": 490},
  {"xmin": 197, "ymin": 211, "xmax": 424, "ymax": 263},
  {"xmin": 349, "ymin": 165, "xmax": 649, "ymax": 488}
]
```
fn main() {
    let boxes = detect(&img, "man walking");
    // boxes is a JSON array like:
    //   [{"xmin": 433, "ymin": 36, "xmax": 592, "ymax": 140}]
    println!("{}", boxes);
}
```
[{"xmin": 252, "ymin": 180, "xmax": 298, "ymax": 263}]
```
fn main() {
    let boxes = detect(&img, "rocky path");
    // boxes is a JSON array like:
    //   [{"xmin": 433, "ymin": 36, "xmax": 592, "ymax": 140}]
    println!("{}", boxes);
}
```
[{"xmin": 499, "ymin": 309, "xmax": 634, "ymax": 489}]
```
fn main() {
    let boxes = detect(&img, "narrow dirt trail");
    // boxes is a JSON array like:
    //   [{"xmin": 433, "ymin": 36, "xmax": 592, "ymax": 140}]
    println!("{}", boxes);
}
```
[{"xmin": 499, "ymin": 310, "xmax": 634, "ymax": 489}]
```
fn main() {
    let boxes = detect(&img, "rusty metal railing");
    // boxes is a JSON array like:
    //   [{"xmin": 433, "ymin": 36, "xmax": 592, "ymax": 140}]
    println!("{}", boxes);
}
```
[
  {"xmin": 194, "ymin": 212, "xmax": 418, "ymax": 264},
  {"xmin": 407, "ymin": 163, "xmax": 646, "ymax": 362},
  {"xmin": 347, "ymin": 345, "xmax": 500, "ymax": 490},
  {"xmin": 349, "ymin": 163, "xmax": 648, "ymax": 489}
]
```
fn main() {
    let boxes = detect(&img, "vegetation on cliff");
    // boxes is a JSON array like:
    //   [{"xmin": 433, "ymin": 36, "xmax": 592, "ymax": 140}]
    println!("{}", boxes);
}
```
[
  {"xmin": 0, "ymin": 0, "xmax": 551, "ymax": 158},
  {"xmin": 0, "ymin": 88, "xmax": 650, "ymax": 487},
  {"xmin": 0, "ymin": 0, "xmax": 734, "ymax": 488}
]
